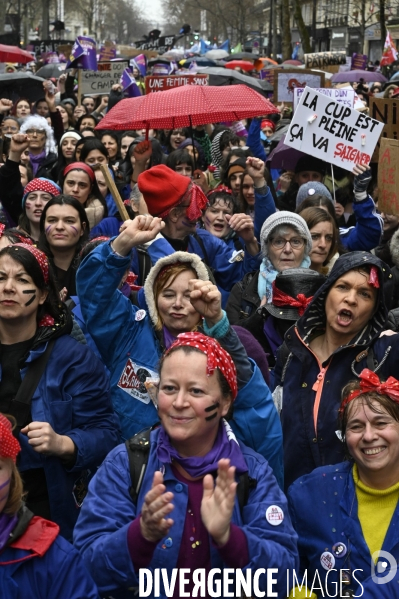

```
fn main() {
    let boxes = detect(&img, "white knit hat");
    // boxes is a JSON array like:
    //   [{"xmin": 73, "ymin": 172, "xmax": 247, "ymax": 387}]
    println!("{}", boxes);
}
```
[{"xmin": 260, "ymin": 211, "xmax": 313, "ymax": 256}]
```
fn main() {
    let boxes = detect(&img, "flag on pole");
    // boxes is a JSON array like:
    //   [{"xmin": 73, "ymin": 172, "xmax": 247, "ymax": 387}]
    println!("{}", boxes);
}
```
[
  {"xmin": 219, "ymin": 40, "xmax": 229, "ymax": 51},
  {"xmin": 120, "ymin": 69, "xmax": 142, "ymax": 97},
  {"xmin": 232, "ymin": 42, "xmax": 242, "ymax": 54},
  {"xmin": 131, "ymin": 54, "xmax": 147, "ymax": 77},
  {"xmin": 66, "ymin": 36, "xmax": 97, "ymax": 70},
  {"xmin": 200, "ymin": 39, "xmax": 210, "ymax": 55},
  {"xmin": 380, "ymin": 31, "xmax": 398, "ymax": 66}
]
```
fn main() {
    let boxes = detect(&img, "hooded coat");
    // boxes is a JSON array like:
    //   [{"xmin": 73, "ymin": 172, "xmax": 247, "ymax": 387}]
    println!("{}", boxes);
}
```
[{"xmin": 273, "ymin": 251, "xmax": 399, "ymax": 491}]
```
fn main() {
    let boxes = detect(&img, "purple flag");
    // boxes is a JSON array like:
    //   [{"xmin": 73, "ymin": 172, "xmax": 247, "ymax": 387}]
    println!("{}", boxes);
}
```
[
  {"xmin": 44, "ymin": 52, "xmax": 60, "ymax": 64},
  {"xmin": 131, "ymin": 54, "xmax": 147, "ymax": 77},
  {"xmin": 67, "ymin": 36, "xmax": 97, "ymax": 70},
  {"xmin": 351, "ymin": 53, "xmax": 368, "ymax": 70},
  {"xmin": 120, "ymin": 69, "xmax": 142, "ymax": 97},
  {"xmin": 99, "ymin": 45, "xmax": 117, "ymax": 61}
]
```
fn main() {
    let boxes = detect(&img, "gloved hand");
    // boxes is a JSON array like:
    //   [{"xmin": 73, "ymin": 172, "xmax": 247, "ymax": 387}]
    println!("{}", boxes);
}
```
[{"xmin": 353, "ymin": 164, "xmax": 372, "ymax": 196}]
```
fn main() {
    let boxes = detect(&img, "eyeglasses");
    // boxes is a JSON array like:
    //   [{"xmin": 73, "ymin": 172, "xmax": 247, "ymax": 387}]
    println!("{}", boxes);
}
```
[
  {"xmin": 269, "ymin": 237, "xmax": 305, "ymax": 249},
  {"xmin": 26, "ymin": 129, "xmax": 45, "ymax": 136}
]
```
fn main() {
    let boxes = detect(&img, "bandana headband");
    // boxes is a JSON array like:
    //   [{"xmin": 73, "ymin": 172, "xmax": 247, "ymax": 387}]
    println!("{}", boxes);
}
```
[
  {"xmin": 339, "ymin": 368, "xmax": 399, "ymax": 415},
  {"xmin": 272, "ymin": 281, "xmax": 313, "ymax": 316},
  {"xmin": 22, "ymin": 178, "xmax": 61, "ymax": 206},
  {"xmin": 261, "ymin": 119, "xmax": 276, "ymax": 131},
  {"xmin": 165, "ymin": 332, "xmax": 238, "ymax": 400},
  {"xmin": 13, "ymin": 243, "xmax": 49, "ymax": 284},
  {"xmin": 63, "ymin": 162, "xmax": 95, "ymax": 183},
  {"xmin": 0, "ymin": 414, "xmax": 20, "ymax": 462},
  {"xmin": 207, "ymin": 185, "xmax": 233, "ymax": 198}
]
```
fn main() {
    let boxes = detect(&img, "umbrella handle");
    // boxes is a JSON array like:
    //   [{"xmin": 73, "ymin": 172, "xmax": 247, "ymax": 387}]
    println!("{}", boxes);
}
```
[
  {"xmin": 189, "ymin": 115, "xmax": 197, "ymax": 172},
  {"xmin": 145, "ymin": 123, "xmax": 149, "ymax": 141}
]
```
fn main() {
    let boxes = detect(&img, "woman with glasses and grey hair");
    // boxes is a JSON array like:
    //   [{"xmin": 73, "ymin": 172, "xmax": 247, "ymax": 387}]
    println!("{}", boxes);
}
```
[
  {"xmin": 226, "ymin": 212, "xmax": 312, "ymax": 325},
  {"xmin": 19, "ymin": 115, "xmax": 57, "ymax": 180}
]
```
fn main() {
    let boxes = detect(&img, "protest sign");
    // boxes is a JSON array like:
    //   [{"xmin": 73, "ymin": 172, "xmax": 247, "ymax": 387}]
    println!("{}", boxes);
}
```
[
  {"xmin": 378, "ymin": 138, "xmax": 399, "ymax": 215},
  {"xmin": 293, "ymin": 87, "xmax": 355, "ymax": 111},
  {"xmin": 351, "ymin": 53, "xmax": 368, "ymax": 70},
  {"xmin": 274, "ymin": 69, "xmax": 325, "ymax": 103},
  {"xmin": 120, "ymin": 69, "xmax": 141, "ymax": 97},
  {"xmin": 80, "ymin": 61, "xmax": 129, "ymax": 95},
  {"xmin": 67, "ymin": 36, "xmax": 97, "ymax": 70},
  {"xmin": 304, "ymin": 51, "xmax": 346, "ymax": 68},
  {"xmin": 145, "ymin": 74, "xmax": 209, "ymax": 94},
  {"xmin": 135, "ymin": 35, "xmax": 176, "ymax": 55},
  {"xmin": 369, "ymin": 97, "xmax": 399, "ymax": 161},
  {"xmin": 286, "ymin": 86, "xmax": 384, "ymax": 172},
  {"xmin": 28, "ymin": 39, "xmax": 73, "ymax": 57},
  {"xmin": 259, "ymin": 69, "xmax": 275, "ymax": 85},
  {"xmin": 99, "ymin": 44, "xmax": 117, "ymax": 61}
]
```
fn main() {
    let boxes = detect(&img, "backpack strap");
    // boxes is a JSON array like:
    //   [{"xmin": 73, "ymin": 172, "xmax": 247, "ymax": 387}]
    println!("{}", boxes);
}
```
[
  {"xmin": 136, "ymin": 246, "xmax": 152, "ymax": 286},
  {"xmin": 125, "ymin": 426, "xmax": 154, "ymax": 503}
]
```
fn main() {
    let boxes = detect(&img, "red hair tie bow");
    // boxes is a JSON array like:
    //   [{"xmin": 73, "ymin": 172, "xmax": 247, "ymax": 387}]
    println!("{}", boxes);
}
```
[
  {"xmin": 340, "ymin": 368, "xmax": 399, "ymax": 415},
  {"xmin": 272, "ymin": 281, "xmax": 313, "ymax": 316}
]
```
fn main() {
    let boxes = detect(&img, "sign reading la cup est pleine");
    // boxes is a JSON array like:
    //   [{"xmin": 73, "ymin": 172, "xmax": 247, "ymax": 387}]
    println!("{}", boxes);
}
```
[
  {"xmin": 286, "ymin": 86, "xmax": 384, "ymax": 172},
  {"xmin": 80, "ymin": 61, "xmax": 129, "ymax": 95}
]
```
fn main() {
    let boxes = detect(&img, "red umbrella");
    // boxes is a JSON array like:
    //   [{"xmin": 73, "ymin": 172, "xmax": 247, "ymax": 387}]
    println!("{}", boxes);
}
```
[
  {"xmin": 96, "ymin": 84, "xmax": 278, "ymax": 131},
  {"xmin": 225, "ymin": 60, "xmax": 255, "ymax": 72},
  {"xmin": 282, "ymin": 59, "xmax": 303, "ymax": 66},
  {"xmin": 0, "ymin": 44, "xmax": 34, "ymax": 64}
]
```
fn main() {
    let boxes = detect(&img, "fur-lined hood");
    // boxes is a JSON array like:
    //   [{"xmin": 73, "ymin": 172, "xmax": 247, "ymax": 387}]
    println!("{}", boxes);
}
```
[
  {"xmin": 389, "ymin": 229, "xmax": 399, "ymax": 268},
  {"xmin": 143, "ymin": 251, "xmax": 209, "ymax": 327}
]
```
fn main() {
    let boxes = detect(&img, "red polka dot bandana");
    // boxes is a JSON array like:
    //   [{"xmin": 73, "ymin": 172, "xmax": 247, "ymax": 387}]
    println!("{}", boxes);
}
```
[
  {"xmin": 0, "ymin": 224, "xmax": 5, "ymax": 237},
  {"xmin": 0, "ymin": 414, "xmax": 20, "ymax": 462},
  {"xmin": 22, "ymin": 178, "xmax": 61, "ymax": 206},
  {"xmin": 166, "ymin": 332, "xmax": 238, "ymax": 400},
  {"xmin": 185, "ymin": 183, "xmax": 208, "ymax": 221},
  {"xmin": 13, "ymin": 244, "xmax": 49, "ymax": 284}
]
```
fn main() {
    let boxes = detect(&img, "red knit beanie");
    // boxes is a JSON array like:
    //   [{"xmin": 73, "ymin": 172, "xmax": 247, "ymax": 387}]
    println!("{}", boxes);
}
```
[{"xmin": 138, "ymin": 165, "xmax": 190, "ymax": 217}]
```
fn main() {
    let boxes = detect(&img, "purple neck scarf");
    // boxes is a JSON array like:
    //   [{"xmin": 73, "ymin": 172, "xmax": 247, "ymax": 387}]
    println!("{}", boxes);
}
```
[
  {"xmin": 157, "ymin": 419, "xmax": 248, "ymax": 477},
  {"xmin": 29, "ymin": 150, "xmax": 46, "ymax": 176},
  {"xmin": 264, "ymin": 317, "xmax": 283, "ymax": 356},
  {"xmin": 162, "ymin": 326, "xmax": 177, "ymax": 349},
  {"xmin": 0, "ymin": 512, "xmax": 17, "ymax": 551}
]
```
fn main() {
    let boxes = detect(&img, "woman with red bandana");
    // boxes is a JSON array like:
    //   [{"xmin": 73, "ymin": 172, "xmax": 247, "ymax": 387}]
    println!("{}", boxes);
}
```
[
  {"xmin": 0, "ymin": 242, "xmax": 119, "ymax": 540},
  {"xmin": 74, "ymin": 331, "xmax": 297, "ymax": 598},
  {"xmin": 0, "ymin": 414, "xmax": 100, "ymax": 598},
  {"xmin": 288, "ymin": 369, "xmax": 399, "ymax": 598}
]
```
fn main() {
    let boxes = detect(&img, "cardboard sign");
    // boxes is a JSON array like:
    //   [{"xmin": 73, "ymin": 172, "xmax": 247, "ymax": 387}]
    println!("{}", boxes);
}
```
[
  {"xmin": 304, "ymin": 51, "xmax": 346, "ymax": 68},
  {"xmin": 286, "ymin": 87, "xmax": 384, "ymax": 171},
  {"xmin": 274, "ymin": 69, "xmax": 325, "ymax": 103},
  {"xmin": 145, "ymin": 74, "xmax": 209, "ymax": 94},
  {"xmin": 293, "ymin": 87, "xmax": 355, "ymax": 111},
  {"xmin": 378, "ymin": 138, "xmax": 399, "ymax": 215},
  {"xmin": 135, "ymin": 35, "xmax": 176, "ymax": 55},
  {"xmin": 80, "ymin": 61, "xmax": 128, "ymax": 95},
  {"xmin": 369, "ymin": 97, "xmax": 399, "ymax": 161}
]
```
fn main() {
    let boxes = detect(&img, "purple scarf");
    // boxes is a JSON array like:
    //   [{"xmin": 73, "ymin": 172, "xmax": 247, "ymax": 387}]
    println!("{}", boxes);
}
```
[
  {"xmin": 263, "ymin": 317, "xmax": 283, "ymax": 356},
  {"xmin": 162, "ymin": 326, "xmax": 177, "ymax": 349},
  {"xmin": 29, "ymin": 150, "xmax": 46, "ymax": 176},
  {"xmin": 157, "ymin": 419, "xmax": 248, "ymax": 477},
  {"xmin": 0, "ymin": 512, "xmax": 18, "ymax": 551}
]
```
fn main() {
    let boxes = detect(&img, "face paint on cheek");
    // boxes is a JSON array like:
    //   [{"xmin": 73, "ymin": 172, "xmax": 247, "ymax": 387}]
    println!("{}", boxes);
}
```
[
  {"xmin": 204, "ymin": 216, "xmax": 212, "ymax": 227},
  {"xmin": 24, "ymin": 295, "xmax": 36, "ymax": 307},
  {"xmin": 205, "ymin": 402, "xmax": 220, "ymax": 421},
  {"xmin": 45, "ymin": 225, "xmax": 52, "ymax": 235},
  {"xmin": 182, "ymin": 220, "xmax": 194, "ymax": 228},
  {"xmin": 0, "ymin": 478, "xmax": 10, "ymax": 502},
  {"xmin": 69, "ymin": 225, "xmax": 79, "ymax": 235},
  {"xmin": 22, "ymin": 289, "xmax": 36, "ymax": 294}
]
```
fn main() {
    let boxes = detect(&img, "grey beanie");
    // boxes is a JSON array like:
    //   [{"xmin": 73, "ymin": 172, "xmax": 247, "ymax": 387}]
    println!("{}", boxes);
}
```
[
  {"xmin": 260, "ymin": 211, "xmax": 313, "ymax": 256},
  {"xmin": 296, "ymin": 181, "xmax": 333, "ymax": 208}
]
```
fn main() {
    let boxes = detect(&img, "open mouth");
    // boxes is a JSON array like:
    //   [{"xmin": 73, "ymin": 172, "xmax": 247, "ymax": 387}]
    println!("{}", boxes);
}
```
[{"xmin": 337, "ymin": 309, "xmax": 353, "ymax": 326}]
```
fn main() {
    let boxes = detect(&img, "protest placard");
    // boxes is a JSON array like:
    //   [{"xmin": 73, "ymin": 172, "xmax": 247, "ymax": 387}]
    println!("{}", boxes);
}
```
[
  {"xmin": 378, "ymin": 138, "xmax": 399, "ymax": 215},
  {"xmin": 135, "ymin": 36, "xmax": 176, "ymax": 55},
  {"xmin": 293, "ymin": 87, "xmax": 355, "ymax": 111},
  {"xmin": 304, "ymin": 51, "xmax": 346, "ymax": 68},
  {"xmin": 274, "ymin": 69, "xmax": 325, "ymax": 103},
  {"xmin": 80, "ymin": 61, "xmax": 129, "ymax": 95},
  {"xmin": 351, "ymin": 53, "xmax": 368, "ymax": 70},
  {"xmin": 145, "ymin": 74, "xmax": 209, "ymax": 94},
  {"xmin": 286, "ymin": 86, "xmax": 384, "ymax": 172},
  {"xmin": 369, "ymin": 97, "xmax": 399, "ymax": 161}
]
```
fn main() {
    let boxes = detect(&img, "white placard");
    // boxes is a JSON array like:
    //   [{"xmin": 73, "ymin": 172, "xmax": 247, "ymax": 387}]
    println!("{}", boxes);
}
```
[
  {"xmin": 293, "ymin": 87, "xmax": 355, "ymax": 111},
  {"xmin": 80, "ymin": 61, "xmax": 128, "ymax": 95},
  {"xmin": 286, "ymin": 86, "xmax": 384, "ymax": 171}
]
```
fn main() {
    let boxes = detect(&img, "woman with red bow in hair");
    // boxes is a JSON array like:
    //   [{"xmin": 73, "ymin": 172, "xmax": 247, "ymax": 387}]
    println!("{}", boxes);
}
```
[
  {"xmin": 0, "ymin": 243, "xmax": 119, "ymax": 541},
  {"xmin": 74, "ymin": 332, "xmax": 298, "ymax": 599},
  {"xmin": 0, "ymin": 414, "xmax": 100, "ymax": 598},
  {"xmin": 287, "ymin": 369, "xmax": 399, "ymax": 599}
]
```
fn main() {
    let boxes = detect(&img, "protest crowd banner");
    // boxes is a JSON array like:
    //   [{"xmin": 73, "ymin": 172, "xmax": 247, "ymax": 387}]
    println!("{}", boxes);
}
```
[
  {"xmin": 145, "ymin": 74, "xmax": 209, "ymax": 94},
  {"xmin": 286, "ymin": 86, "xmax": 384, "ymax": 172},
  {"xmin": 369, "ymin": 97, "xmax": 399, "ymax": 161},
  {"xmin": 80, "ymin": 61, "xmax": 129, "ymax": 95},
  {"xmin": 304, "ymin": 51, "xmax": 346, "ymax": 68},
  {"xmin": 378, "ymin": 138, "xmax": 399, "ymax": 216},
  {"xmin": 274, "ymin": 69, "xmax": 325, "ymax": 103},
  {"xmin": 293, "ymin": 87, "xmax": 355, "ymax": 111}
]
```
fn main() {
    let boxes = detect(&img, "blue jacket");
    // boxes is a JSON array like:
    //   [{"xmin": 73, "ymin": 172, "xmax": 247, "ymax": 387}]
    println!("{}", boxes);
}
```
[
  {"xmin": 339, "ymin": 195, "xmax": 383, "ymax": 251},
  {"xmin": 77, "ymin": 242, "xmax": 284, "ymax": 485},
  {"xmin": 74, "ymin": 428, "xmax": 298, "ymax": 598},
  {"xmin": 288, "ymin": 462, "xmax": 399, "ymax": 597},
  {"xmin": 274, "ymin": 251, "xmax": 399, "ymax": 491},
  {"xmin": 0, "ymin": 516, "xmax": 100, "ymax": 598},
  {"xmin": 16, "ymin": 334, "xmax": 119, "ymax": 541}
]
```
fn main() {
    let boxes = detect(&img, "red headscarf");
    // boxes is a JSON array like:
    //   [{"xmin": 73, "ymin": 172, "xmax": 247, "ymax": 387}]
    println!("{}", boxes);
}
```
[
  {"xmin": 63, "ymin": 162, "xmax": 95, "ymax": 183},
  {"xmin": 0, "ymin": 415, "xmax": 20, "ymax": 462},
  {"xmin": 13, "ymin": 243, "xmax": 49, "ymax": 284},
  {"xmin": 165, "ymin": 332, "xmax": 238, "ymax": 400}
]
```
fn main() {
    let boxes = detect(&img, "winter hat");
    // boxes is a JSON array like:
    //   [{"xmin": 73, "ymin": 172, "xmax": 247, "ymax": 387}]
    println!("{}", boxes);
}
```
[
  {"xmin": 265, "ymin": 268, "xmax": 326, "ymax": 320},
  {"xmin": 138, "ymin": 165, "xmax": 207, "ymax": 220},
  {"xmin": 144, "ymin": 251, "xmax": 209, "ymax": 327},
  {"xmin": 294, "ymin": 155, "xmax": 326, "ymax": 175},
  {"xmin": 260, "ymin": 211, "xmax": 313, "ymax": 256},
  {"xmin": 22, "ymin": 178, "xmax": 61, "ymax": 206},
  {"xmin": 296, "ymin": 181, "xmax": 333, "ymax": 208},
  {"xmin": 60, "ymin": 131, "xmax": 82, "ymax": 145},
  {"xmin": 20, "ymin": 115, "xmax": 57, "ymax": 155},
  {"xmin": 226, "ymin": 158, "xmax": 247, "ymax": 181}
]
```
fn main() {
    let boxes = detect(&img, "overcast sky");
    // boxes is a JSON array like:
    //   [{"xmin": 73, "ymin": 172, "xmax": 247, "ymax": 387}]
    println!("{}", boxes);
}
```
[{"xmin": 137, "ymin": 0, "xmax": 165, "ymax": 28}]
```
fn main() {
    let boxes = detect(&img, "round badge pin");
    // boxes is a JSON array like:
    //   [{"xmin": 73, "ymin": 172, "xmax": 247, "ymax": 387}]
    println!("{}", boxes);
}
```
[
  {"xmin": 265, "ymin": 505, "xmax": 284, "ymax": 526},
  {"xmin": 320, "ymin": 551, "xmax": 335, "ymax": 570},
  {"xmin": 332, "ymin": 542, "xmax": 347, "ymax": 558},
  {"xmin": 135, "ymin": 309, "xmax": 146, "ymax": 322}
]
